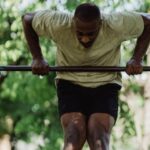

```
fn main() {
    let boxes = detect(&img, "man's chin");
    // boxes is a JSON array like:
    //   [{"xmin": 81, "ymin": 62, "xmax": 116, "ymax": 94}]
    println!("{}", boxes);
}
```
[{"xmin": 81, "ymin": 42, "xmax": 93, "ymax": 48}]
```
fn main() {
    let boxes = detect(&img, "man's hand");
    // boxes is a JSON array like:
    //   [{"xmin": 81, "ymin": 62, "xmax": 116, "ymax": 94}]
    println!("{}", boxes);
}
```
[
  {"xmin": 126, "ymin": 58, "xmax": 143, "ymax": 75},
  {"xmin": 31, "ymin": 58, "xmax": 50, "ymax": 75}
]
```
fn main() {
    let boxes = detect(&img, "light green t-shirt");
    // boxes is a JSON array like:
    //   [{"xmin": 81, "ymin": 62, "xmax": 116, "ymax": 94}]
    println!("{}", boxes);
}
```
[{"xmin": 32, "ymin": 10, "xmax": 144, "ymax": 87}]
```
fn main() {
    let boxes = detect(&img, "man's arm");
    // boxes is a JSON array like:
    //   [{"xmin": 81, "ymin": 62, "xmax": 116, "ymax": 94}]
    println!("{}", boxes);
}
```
[
  {"xmin": 126, "ymin": 13, "xmax": 150, "ymax": 75},
  {"xmin": 22, "ymin": 13, "xmax": 49, "ymax": 75}
]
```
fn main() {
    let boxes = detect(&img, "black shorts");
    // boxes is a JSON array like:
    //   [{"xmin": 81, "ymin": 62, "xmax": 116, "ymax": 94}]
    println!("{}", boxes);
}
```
[{"xmin": 56, "ymin": 79, "xmax": 121, "ymax": 121}]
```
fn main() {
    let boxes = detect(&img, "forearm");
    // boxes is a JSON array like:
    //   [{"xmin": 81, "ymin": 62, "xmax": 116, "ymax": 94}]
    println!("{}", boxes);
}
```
[
  {"xmin": 132, "ymin": 27, "xmax": 150, "ymax": 61},
  {"xmin": 125, "ymin": 14, "xmax": 150, "ymax": 75},
  {"xmin": 22, "ymin": 13, "xmax": 43, "ymax": 60},
  {"xmin": 132, "ymin": 15, "xmax": 150, "ymax": 62}
]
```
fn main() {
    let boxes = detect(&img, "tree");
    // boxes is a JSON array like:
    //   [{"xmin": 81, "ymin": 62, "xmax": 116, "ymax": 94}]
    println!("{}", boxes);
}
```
[{"xmin": 0, "ymin": 0, "xmax": 62, "ymax": 149}]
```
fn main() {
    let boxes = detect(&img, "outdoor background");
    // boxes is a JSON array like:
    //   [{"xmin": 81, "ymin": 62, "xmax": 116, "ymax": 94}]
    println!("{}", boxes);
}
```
[{"xmin": 0, "ymin": 0, "xmax": 150, "ymax": 150}]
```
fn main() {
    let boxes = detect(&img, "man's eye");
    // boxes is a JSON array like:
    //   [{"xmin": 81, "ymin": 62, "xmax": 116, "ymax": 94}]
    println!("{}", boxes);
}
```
[
  {"xmin": 87, "ymin": 32, "xmax": 95, "ymax": 36},
  {"xmin": 77, "ymin": 31, "xmax": 96, "ymax": 36},
  {"xmin": 77, "ymin": 32, "xmax": 83, "ymax": 36}
]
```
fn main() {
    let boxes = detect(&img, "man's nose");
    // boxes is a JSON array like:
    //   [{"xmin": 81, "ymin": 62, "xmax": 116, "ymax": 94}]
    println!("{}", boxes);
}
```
[{"xmin": 80, "ymin": 36, "xmax": 90, "ymax": 43}]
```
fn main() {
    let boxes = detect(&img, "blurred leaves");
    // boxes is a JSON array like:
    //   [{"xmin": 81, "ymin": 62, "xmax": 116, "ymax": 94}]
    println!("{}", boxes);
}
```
[
  {"xmin": 119, "ymin": 100, "xmax": 136, "ymax": 137},
  {"xmin": 0, "ymin": 0, "xmax": 61, "ymax": 149}
]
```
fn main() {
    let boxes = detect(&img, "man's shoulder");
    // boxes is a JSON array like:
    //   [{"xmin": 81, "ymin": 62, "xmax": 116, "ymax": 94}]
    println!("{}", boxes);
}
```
[
  {"xmin": 101, "ymin": 12, "xmax": 124, "ymax": 32},
  {"xmin": 101, "ymin": 11, "xmax": 142, "ymax": 32},
  {"xmin": 34, "ymin": 9, "xmax": 73, "ymax": 21},
  {"xmin": 33, "ymin": 9, "xmax": 73, "ymax": 29},
  {"xmin": 102, "ymin": 11, "xmax": 142, "ymax": 21}
]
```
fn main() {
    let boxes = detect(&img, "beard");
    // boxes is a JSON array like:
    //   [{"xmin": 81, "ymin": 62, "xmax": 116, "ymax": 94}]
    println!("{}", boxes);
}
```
[{"xmin": 80, "ymin": 41, "xmax": 94, "ymax": 48}]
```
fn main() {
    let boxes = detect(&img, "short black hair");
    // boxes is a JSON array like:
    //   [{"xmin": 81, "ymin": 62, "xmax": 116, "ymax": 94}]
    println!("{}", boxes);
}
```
[{"xmin": 74, "ymin": 3, "xmax": 100, "ymax": 22}]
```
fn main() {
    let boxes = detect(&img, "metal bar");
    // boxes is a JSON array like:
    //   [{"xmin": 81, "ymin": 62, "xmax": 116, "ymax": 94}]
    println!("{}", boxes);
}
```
[{"xmin": 0, "ymin": 65, "xmax": 150, "ymax": 72}]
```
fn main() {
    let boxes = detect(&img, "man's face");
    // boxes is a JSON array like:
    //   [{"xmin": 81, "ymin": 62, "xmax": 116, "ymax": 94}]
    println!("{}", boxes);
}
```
[{"xmin": 73, "ymin": 17, "xmax": 100, "ymax": 48}]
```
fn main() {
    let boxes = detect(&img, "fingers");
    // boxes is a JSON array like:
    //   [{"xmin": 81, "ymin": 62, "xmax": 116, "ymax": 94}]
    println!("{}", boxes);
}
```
[
  {"xmin": 126, "ymin": 65, "xmax": 143, "ymax": 75},
  {"xmin": 126, "ymin": 58, "xmax": 143, "ymax": 75},
  {"xmin": 31, "ymin": 59, "xmax": 50, "ymax": 75},
  {"xmin": 32, "ymin": 65, "xmax": 49, "ymax": 75}
]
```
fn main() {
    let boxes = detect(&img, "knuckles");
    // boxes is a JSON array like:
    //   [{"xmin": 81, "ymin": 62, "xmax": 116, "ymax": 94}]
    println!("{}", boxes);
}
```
[
  {"xmin": 31, "ymin": 60, "xmax": 49, "ymax": 75},
  {"xmin": 126, "ymin": 65, "xmax": 143, "ymax": 75},
  {"xmin": 126, "ymin": 59, "xmax": 143, "ymax": 75}
]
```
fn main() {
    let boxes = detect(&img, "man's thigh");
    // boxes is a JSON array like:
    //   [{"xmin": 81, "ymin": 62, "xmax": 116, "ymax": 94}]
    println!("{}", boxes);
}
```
[
  {"xmin": 57, "ymin": 79, "xmax": 121, "ymax": 122},
  {"xmin": 87, "ymin": 84, "xmax": 121, "ymax": 122},
  {"xmin": 61, "ymin": 112, "xmax": 87, "ymax": 145},
  {"xmin": 61, "ymin": 112, "xmax": 86, "ymax": 129},
  {"xmin": 87, "ymin": 113, "xmax": 115, "ymax": 133},
  {"xmin": 56, "ymin": 79, "xmax": 87, "ymax": 116},
  {"xmin": 87, "ymin": 113, "xmax": 114, "ymax": 149}
]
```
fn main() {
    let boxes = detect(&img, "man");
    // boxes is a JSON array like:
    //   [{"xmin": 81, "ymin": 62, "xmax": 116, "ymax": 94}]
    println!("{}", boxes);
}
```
[{"xmin": 22, "ymin": 3, "xmax": 150, "ymax": 150}]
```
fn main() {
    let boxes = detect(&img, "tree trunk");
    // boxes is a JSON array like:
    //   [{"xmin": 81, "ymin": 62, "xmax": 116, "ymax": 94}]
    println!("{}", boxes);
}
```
[
  {"xmin": 142, "ymin": 48, "xmax": 150, "ymax": 150},
  {"xmin": 0, "ymin": 135, "xmax": 11, "ymax": 150}
]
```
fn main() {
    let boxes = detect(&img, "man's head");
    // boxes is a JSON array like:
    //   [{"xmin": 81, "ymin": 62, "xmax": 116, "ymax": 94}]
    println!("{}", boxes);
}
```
[{"xmin": 73, "ymin": 3, "xmax": 101, "ymax": 48}]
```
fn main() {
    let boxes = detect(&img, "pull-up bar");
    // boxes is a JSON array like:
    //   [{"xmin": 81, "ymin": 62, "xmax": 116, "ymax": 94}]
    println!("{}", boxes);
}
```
[{"xmin": 0, "ymin": 65, "xmax": 150, "ymax": 72}]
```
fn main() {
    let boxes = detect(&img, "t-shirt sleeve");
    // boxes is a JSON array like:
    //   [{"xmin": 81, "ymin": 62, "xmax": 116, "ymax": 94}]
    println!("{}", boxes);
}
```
[
  {"xmin": 32, "ymin": 10, "xmax": 71, "ymax": 38},
  {"xmin": 107, "ymin": 11, "xmax": 144, "ymax": 40}
]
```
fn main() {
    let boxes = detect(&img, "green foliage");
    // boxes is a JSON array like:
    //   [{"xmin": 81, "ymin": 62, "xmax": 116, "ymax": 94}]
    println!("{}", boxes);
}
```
[
  {"xmin": 0, "ymin": 0, "xmax": 62, "ymax": 149},
  {"xmin": 119, "ymin": 100, "xmax": 136, "ymax": 137},
  {"xmin": 0, "ymin": 72, "xmax": 62, "ymax": 147},
  {"xmin": 140, "ymin": 0, "xmax": 150, "ymax": 12}
]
